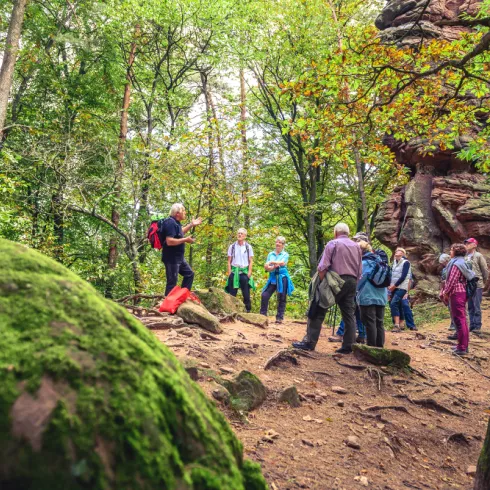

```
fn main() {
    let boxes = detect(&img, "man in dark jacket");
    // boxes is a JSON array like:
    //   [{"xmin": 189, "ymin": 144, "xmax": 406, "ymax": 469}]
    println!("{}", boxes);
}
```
[
  {"xmin": 293, "ymin": 223, "xmax": 362, "ymax": 354},
  {"xmin": 161, "ymin": 203, "xmax": 202, "ymax": 295}
]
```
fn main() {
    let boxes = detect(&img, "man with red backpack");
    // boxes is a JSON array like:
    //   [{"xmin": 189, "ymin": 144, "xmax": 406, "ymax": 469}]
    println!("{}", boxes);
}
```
[{"xmin": 159, "ymin": 203, "xmax": 202, "ymax": 296}]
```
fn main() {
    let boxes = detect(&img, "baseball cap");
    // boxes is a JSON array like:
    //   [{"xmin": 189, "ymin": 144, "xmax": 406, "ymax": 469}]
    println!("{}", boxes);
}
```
[
  {"xmin": 353, "ymin": 232, "xmax": 369, "ymax": 242},
  {"xmin": 464, "ymin": 238, "xmax": 478, "ymax": 245}
]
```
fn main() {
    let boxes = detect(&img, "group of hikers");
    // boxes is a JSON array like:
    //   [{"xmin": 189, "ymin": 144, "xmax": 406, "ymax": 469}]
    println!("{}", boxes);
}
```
[{"xmin": 156, "ymin": 203, "xmax": 487, "ymax": 356}]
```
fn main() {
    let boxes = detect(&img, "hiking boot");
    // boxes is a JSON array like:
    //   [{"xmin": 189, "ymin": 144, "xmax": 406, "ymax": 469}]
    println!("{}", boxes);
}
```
[
  {"xmin": 447, "ymin": 334, "xmax": 458, "ymax": 340},
  {"xmin": 275, "ymin": 319, "xmax": 283, "ymax": 324},
  {"xmin": 448, "ymin": 325, "xmax": 456, "ymax": 331},
  {"xmin": 452, "ymin": 349, "xmax": 468, "ymax": 356},
  {"xmin": 356, "ymin": 336, "xmax": 366, "ymax": 344},
  {"xmin": 409, "ymin": 327, "xmax": 418, "ymax": 331},
  {"xmin": 328, "ymin": 335, "xmax": 343, "ymax": 343},
  {"xmin": 335, "ymin": 347, "xmax": 352, "ymax": 354},
  {"xmin": 470, "ymin": 328, "xmax": 482, "ymax": 335},
  {"xmin": 391, "ymin": 325, "xmax": 401, "ymax": 333},
  {"xmin": 292, "ymin": 341, "xmax": 315, "ymax": 351}
]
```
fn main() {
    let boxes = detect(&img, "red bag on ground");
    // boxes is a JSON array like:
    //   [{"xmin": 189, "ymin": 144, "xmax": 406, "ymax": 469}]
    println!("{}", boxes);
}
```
[{"xmin": 159, "ymin": 286, "xmax": 190, "ymax": 314}]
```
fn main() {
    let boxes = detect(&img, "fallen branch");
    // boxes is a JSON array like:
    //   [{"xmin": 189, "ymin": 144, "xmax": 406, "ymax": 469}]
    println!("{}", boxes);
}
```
[
  {"xmin": 116, "ymin": 293, "xmax": 165, "ymax": 304},
  {"xmin": 124, "ymin": 305, "xmax": 166, "ymax": 317},
  {"xmin": 199, "ymin": 332, "xmax": 221, "ymax": 341},
  {"xmin": 393, "ymin": 395, "xmax": 462, "ymax": 417},
  {"xmin": 363, "ymin": 405, "xmax": 413, "ymax": 415},
  {"xmin": 334, "ymin": 359, "xmax": 367, "ymax": 371},
  {"xmin": 307, "ymin": 370, "xmax": 331, "ymax": 377},
  {"xmin": 453, "ymin": 352, "xmax": 490, "ymax": 380},
  {"xmin": 291, "ymin": 348, "xmax": 317, "ymax": 359}
]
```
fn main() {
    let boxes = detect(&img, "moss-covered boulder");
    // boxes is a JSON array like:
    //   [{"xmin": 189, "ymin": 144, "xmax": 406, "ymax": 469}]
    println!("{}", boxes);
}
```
[
  {"xmin": 176, "ymin": 300, "xmax": 223, "ymax": 334},
  {"xmin": 0, "ymin": 239, "xmax": 266, "ymax": 490},
  {"xmin": 194, "ymin": 288, "xmax": 244, "ymax": 315},
  {"xmin": 475, "ymin": 419, "xmax": 490, "ymax": 490},
  {"xmin": 237, "ymin": 313, "xmax": 268, "ymax": 328},
  {"xmin": 222, "ymin": 371, "xmax": 267, "ymax": 413},
  {"xmin": 352, "ymin": 344, "xmax": 411, "ymax": 369}
]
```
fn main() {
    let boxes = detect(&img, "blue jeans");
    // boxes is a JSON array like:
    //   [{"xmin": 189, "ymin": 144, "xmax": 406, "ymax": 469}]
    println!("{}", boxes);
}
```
[
  {"xmin": 468, "ymin": 287, "xmax": 483, "ymax": 331},
  {"xmin": 337, "ymin": 308, "xmax": 366, "ymax": 338},
  {"xmin": 401, "ymin": 298, "xmax": 416, "ymax": 329},
  {"xmin": 389, "ymin": 288, "xmax": 406, "ymax": 319}
]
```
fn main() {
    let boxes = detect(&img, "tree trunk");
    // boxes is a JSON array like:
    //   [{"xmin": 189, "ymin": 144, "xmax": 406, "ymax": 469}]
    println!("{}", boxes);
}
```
[
  {"xmin": 354, "ymin": 147, "xmax": 371, "ymax": 239},
  {"xmin": 106, "ymin": 27, "xmax": 138, "ymax": 298},
  {"xmin": 239, "ymin": 69, "xmax": 250, "ymax": 229},
  {"xmin": 0, "ymin": 0, "xmax": 28, "ymax": 138},
  {"xmin": 52, "ymin": 183, "xmax": 64, "ymax": 262},
  {"xmin": 307, "ymin": 164, "xmax": 318, "ymax": 276},
  {"xmin": 475, "ymin": 420, "xmax": 490, "ymax": 489},
  {"xmin": 201, "ymin": 70, "xmax": 215, "ymax": 287}
]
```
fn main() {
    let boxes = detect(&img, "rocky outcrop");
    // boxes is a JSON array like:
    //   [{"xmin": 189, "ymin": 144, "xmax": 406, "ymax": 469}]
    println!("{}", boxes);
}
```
[
  {"xmin": 373, "ymin": 0, "xmax": 489, "ymax": 298},
  {"xmin": 376, "ymin": 0, "xmax": 481, "ymax": 45},
  {"xmin": 0, "ymin": 238, "xmax": 266, "ymax": 489}
]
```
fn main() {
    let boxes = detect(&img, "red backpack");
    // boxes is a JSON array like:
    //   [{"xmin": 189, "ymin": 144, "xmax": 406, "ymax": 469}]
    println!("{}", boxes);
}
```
[{"xmin": 147, "ymin": 218, "xmax": 169, "ymax": 250}]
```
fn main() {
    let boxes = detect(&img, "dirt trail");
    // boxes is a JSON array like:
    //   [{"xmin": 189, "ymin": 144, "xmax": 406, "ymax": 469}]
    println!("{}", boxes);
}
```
[{"xmin": 152, "ymin": 305, "xmax": 490, "ymax": 490}]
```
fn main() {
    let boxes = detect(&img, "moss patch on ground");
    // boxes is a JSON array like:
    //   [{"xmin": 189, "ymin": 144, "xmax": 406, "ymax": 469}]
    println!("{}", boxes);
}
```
[{"xmin": 0, "ymin": 239, "xmax": 267, "ymax": 490}]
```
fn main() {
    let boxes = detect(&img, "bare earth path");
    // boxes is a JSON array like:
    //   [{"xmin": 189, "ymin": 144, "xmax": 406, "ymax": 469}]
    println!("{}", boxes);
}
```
[{"xmin": 152, "ymin": 304, "xmax": 490, "ymax": 490}]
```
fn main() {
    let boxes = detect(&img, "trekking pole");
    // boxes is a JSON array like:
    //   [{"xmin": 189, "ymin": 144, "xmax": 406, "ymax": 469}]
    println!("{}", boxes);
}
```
[{"xmin": 332, "ymin": 304, "xmax": 338, "ymax": 336}]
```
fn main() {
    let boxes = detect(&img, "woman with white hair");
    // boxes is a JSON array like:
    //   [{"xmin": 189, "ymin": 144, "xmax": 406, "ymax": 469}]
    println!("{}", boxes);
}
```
[
  {"xmin": 260, "ymin": 236, "xmax": 295, "ymax": 323},
  {"xmin": 388, "ymin": 247, "xmax": 413, "ymax": 331}
]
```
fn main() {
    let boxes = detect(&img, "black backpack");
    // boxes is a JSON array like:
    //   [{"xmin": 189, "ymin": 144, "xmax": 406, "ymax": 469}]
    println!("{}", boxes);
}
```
[
  {"xmin": 466, "ymin": 276, "xmax": 479, "ymax": 299},
  {"xmin": 367, "ymin": 249, "xmax": 392, "ymax": 288}
]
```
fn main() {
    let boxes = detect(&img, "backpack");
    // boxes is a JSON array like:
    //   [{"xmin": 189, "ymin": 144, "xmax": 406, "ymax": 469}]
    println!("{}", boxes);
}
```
[
  {"xmin": 466, "ymin": 276, "xmax": 479, "ymax": 299},
  {"xmin": 230, "ymin": 241, "xmax": 251, "ymax": 262},
  {"xmin": 367, "ymin": 249, "xmax": 392, "ymax": 288},
  {"xmin": 147, "ymin": 218, "xmax": 170, "ymax": 250}
]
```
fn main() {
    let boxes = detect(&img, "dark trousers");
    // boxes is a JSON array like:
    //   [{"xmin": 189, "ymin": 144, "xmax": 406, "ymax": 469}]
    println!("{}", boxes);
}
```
[
  {"xmin": 164, "ymin": 259, "xmax": 194, "ymax": 296},
  {"xmin": 360, "ymin": 305, "xmax": 385, "ymax": 347},
  {"xmin": 468, "ymin": 287, "xmax": 483, "ymax": 331},
  {"xmin": 260, "ymin": 277, "xmax": 288, "ymax": 320},
  {"xmin": 305, "ymin": 275, "xmax": 357, "ymax": 350},
  {"xmin": 228, "ymin": 272, "xmax": 251, "ymax": 312}
]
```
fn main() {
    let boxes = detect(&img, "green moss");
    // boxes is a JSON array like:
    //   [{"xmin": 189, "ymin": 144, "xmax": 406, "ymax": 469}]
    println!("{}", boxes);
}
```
[
  {"xmin": 352, "ymin": 344, "xmax": 411, "ymax": 369},
  {"xmin": 195, "ymin": 288, "xmax": 244, "ymax": 315},
  {"xmin": 0, "ymin": 239, "xmax": 266, "ymax": 490},
  {"xmin": 222, "ymin": 371, "xmax": 267, "ymax": 413}
]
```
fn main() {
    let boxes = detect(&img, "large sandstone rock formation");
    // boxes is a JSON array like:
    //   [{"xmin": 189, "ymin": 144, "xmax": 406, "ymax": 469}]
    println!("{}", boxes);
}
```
[
  {"xmin": 0, "ymin": 238, "xmax": 266, "ymax": 490},
  {"xmin": 374, "ymin": 0, "xmax": 489, "ymax": 297}
]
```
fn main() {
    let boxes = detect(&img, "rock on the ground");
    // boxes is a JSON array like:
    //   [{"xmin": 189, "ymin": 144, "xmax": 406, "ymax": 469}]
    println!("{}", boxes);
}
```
[
  {"xmin": 176, "ymin": 300, "xmax": 223, "ymax": 333},
  {"xmin": 331, "ymin": 386, "xmax": 348, "ymax": 394},
  {"xmin": 345, "ymin": 435, "xmax": 361, "ymax": 450},
  {"xmin": 222, "ymin": 371, "xmax": 267, "ymax": 412},
  {"xmin": 195, "ymin": 287, "xmax": 245, "ymax": 314},
  {"xmin": 141, "ymin": 315, "xmax": 187, "ymax": 329},
  {"xmin": 352, "ymin": 344, "xmax": 411, "ymax": 369},
  {"xmin": 467, "ymin": 465, "xmax": 477, "ymax": 476},
  {"xmin": 212, "ymin": 384, "xmax": 231, "ymax": 404},
  {"xmin": 237, "ymin": 313, "xmax": 268, "ymax": 328},
  {"xmin": 278, "ymin": 386, "xmax": 301, "ymax": 408},
  {"xmin": 0, "ymin": 238, "xmax": 266, "ymax": 490},
  {"xmin": 185, "ymin": 366, "xmax": 199, "ymax": 381}
]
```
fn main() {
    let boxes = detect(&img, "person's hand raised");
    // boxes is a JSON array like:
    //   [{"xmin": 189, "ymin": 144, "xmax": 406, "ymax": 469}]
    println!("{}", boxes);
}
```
[
  {"xmin": 186, "ymin": 236, "xmax": 196, "ymax": 244},
  {"xmin": 191, "ymin": 217, "xmax": 202, "ymax": 227}
]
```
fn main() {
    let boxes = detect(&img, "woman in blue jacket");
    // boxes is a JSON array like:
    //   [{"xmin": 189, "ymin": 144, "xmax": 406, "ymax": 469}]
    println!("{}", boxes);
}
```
[
  {"xmin": 260, "ymin": 236, "xmax": 294, "ymax": 323},
  {"xmin": 357, "ymin": 241, "xmax": 388, "ymax": 347}
]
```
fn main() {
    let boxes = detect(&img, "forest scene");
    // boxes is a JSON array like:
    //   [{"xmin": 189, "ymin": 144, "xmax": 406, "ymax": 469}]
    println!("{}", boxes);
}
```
[{"xmin": 1, "ymin": 0, "xmax": 490, "ymax": 489}]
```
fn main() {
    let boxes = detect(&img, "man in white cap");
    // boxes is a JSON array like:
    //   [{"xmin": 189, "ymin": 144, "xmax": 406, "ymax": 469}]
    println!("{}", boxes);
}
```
[{"xmin": 464, "ymin": 238, "xmax": 488, "ymax": 333}]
